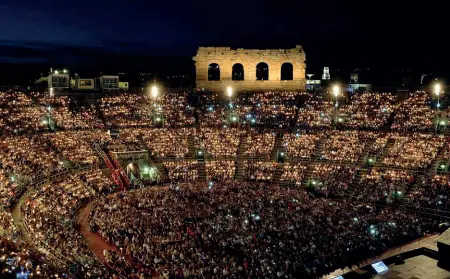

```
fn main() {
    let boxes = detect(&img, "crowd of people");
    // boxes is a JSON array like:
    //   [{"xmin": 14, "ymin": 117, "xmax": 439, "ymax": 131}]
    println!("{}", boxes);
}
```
[
  {"xmin": 392, "ymin": 92, "xmax": 434, "ymax": 131},
  {"xmin": 296, "ymin": 94, "xmax": 333, "ymax": 128},
  {"xmin": 243, "ymin": 161, "xmax": 277, "ymax": 181},
  {"xmin": 199, "ymin": 128, "xmax": 243, "ymax": 157},
  {"xmin": 1, "ymin": 90, "xmax": 450, "ymax": 278},
  {"xmin": 319, "ymin": 131, "xmax": 365, "ymax": 163},
  {"xmin": 244, "ymin": 132, "xmax": 276, "ymax": 158},
  {"xmin": 310, "ymin": 164, "xmax": 356, "ymax": 196},
  {"xmin": 206, "ymin": 160, "xmax": 235, "ymax": 181},
  {"xmin": 21, "ymin": 170, "xmax": 112, "ymax": 278},
  {"xmin": 340, "ymin": 93, "xmax": 395, "ymax": 129},
  {"xmin": 382, "ymin": 134, "xmax": 444, "ymax": 169},
  {"xmin": 410, "ymin": 175, "xmax": 450, "ymax": 210},
  {"xmin": 163, "ymin": 160, "xmax": 199, "ymax": 181},
  {"xmin": 283, "ymin": 133, "xmax": 320, "ymax": 160},
  {"xmin": 356, "ymin": 169, "xmax": 414, "ymax": 202},
  {"xmin": 89, "ymin": 182, "xmax": 436, "ymax": 278},
  {"xmin": 280, "ymin": 163, "xmax": 307, "ymax": 185}
]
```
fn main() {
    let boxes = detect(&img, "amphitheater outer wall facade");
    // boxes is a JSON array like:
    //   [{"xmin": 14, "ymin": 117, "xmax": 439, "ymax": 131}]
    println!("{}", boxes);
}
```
[{"xmin": 193, "ymin": 46, "xmax": 306, "ymax": 92}]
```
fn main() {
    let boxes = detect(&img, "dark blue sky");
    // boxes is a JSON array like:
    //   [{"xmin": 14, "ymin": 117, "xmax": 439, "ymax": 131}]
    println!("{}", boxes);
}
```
[{"xmin": 0, "ymin": 0, "xmax": 448, "ymax": 76}]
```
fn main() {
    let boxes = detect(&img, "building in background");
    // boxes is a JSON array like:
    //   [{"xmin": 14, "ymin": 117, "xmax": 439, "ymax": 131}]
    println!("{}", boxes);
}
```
[
  {"xmin": 322, "ymin": 67, "xmax": 331, "ymax": 80},
  {"xmin": 36, "ymin": 69, "xmax": 127, "ymax": 95},
  {"xmin": 97, "ymin": 75, "xmax": 120, "ymax": 92}
]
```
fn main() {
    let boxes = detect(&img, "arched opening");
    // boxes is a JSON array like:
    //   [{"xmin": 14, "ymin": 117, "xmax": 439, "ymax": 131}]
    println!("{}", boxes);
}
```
[
  {"xmin": 256, "ymin": 62, "xmax": 269, "ymax": 80},
  {"xmin": 281, "ymin": 63, "xmax": 293, "ymax": 80},
  {"xmin": 208, "ymin": 63, "xmax": 220, "ymax": 81},
  {"xmin": 232, "ymin": 63, "xmax": 244, "ymax": 81}
]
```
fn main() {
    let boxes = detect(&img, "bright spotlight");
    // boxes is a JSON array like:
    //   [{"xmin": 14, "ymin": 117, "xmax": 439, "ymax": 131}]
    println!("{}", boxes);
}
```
[
  {"xmin": 151, "ymin": 85, "xmax": 158, "ymax": 98},
  {"xmin": 332, "ymin": 85, "xmax": 340, "ymax": 97},
  {"xmin": 54, "ymin": 70, "xmax": 59, "ymax": 75},
  {"xmin": 226, "ymin": 86, "xmax": 233, "ymax": 98},
  {"xmin": 63, "ymin": 69, "xmax": 68, "ymax": 74},
  {"xmin": 434, "ymin": 83, "xmax": 442, "ymax": 96}
]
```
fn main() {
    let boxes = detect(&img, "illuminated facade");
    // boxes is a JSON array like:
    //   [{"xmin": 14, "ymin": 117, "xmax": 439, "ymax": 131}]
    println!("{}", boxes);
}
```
[{"xmin": 193, "ymin": 46, "xmax": 306, "ymax": 92}]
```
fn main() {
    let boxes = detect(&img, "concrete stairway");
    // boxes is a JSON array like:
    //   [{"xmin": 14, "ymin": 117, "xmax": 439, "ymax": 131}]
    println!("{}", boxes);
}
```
[
  {"xmin": 234, "ymin": 160, "xmax": 245, "ymax": 180},
  {"xmin": 427, "ymin": 144, "xmax": 448, "ymax": 174},
  {"xmin": 197, "ymin": 160, "xmax": 206, "ymax": 181},
  {"xmin": 346, "ymin": 168, "xmax": 367, "ymax": 197},
  {"xmin": 237, "ymin": 134, "xmax": 248, "ymax": 159},
  {"xmin": 187, "ymin": 134, "xmax": 196, "ymax": 158},
  {"xmin": 374, "ymin": 139, "xmax": 395, "ymax": 168},
  {"xmin": 312, "ymin": 136, "xmax": 328, "ymax": 162},
  {"xmin": 270, "ymin": 134, "xmax": 284, "ymax": 161},
  {"xmin": 272, "ymin": 163, "xmax": 283, "ymax": 184},
  {"xmin": 154, "ymin": 163, "xmax": 169, "ymax": 182},
  {"xmin": 301, "ymin": 163, "xmax": 316, "ymax": 187},
  {"xmin": 356, "ymin": 139, "xmax": 376, "ymax": 167}
]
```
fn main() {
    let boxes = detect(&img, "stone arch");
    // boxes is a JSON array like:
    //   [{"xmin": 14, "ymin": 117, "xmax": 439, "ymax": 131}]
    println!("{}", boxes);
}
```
[
  {"xmin": 208, "ymin": 63, "xmax": 220, "ymax": 81},
  {"xmin": 281, "ymin": 63, "xmax": 293, "ymax": 80},
  {"xmin": 256, "ymin": 62, "xmax": 269, "ymax": 80},
  {"xmin": 232, "ymin": 63, "xmax": 244, "ymax": 81}
]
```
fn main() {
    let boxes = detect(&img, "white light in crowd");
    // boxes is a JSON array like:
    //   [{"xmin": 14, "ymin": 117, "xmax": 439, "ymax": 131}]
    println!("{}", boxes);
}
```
[
  {"xmin": 54, "ymin": 70, "xmax": 59, "ymax": 75},
  {"xmin": 42, "ymin": 120, "xmax": 48, "ymax": 125},
  {"xmin": 63, "ymin": 69, "xmax": 68, "ymax": 74},
  {"xmin": 397, "ymin": 191, "xmax": 402, "ymax": 195},
  {"xmin": 440, "ymin": 164, "xmax": 446, "ymax": 169},
  {"xmin": 280, "ymin": 152, "xmax": 285, "ymax": 157},
  {"xmin": 437, "ymin": 103, "xmax": 441, "ymax": 108},
  {"xmin": 440, "ymin": 120, "xmax": 446, "ymax": 126},
  {"xmin": 156, "ymin": 117, "xmax": 161, "ymax": 122},
  {"xmin": 251, "ymin": 119, "xmax": 256, "ymax": 124},
  {"xmin": 434, "ymin": 83, "xmax": 442, "ymax": 96},
  {"xmin": 151, "ymin": 85, "xmax": 158, "ymax": 98},
  {"xmin": 226, "ymin": 86, "xmax": 233, "ymax": 97},
  {"xmin": 353, "ymin": 217, "xmax": 358, "ymax": 222},
  {"xmin": 332, "ymin": 85, "xmax": 340, "ymax": 97}
]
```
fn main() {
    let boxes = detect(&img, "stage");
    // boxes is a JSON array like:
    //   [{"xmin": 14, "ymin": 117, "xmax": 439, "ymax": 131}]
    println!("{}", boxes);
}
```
[
  {"xmin": 437, "ymin": 227, "xmax": 450, "ymax": 269},
  {"xmin": 324, "ymin": 233, "xmax": 450, "ymax": 279}
]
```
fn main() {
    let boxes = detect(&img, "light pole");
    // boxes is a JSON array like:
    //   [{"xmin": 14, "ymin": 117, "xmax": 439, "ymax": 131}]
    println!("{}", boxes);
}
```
[
  {"xmin": 434, "ymin": 83, "xmax": 442, "ymax": 134},
  {"xmin": 151, "ymin": 85, "xmax": 159, "ymax": 99},
  {"xmin": 149, "ymin": 84, "xmax": 161, "ymax": 126},
  {"xmin": 226, "ymin": 86, "xmax": 233, "ymax": 99},
  {"xmin": 226, "ymin": 86, "xmax": 236, "ymax": 125},
  {"xmin": 332, "ymin": 85, "xmax": 340, "ymax": 124}
]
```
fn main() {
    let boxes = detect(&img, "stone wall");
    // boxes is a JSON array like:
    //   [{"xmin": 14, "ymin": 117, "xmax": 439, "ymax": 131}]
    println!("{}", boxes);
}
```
[{"xmin": 193, "ymin": 46, "xmax": 306, "ymax": 92}]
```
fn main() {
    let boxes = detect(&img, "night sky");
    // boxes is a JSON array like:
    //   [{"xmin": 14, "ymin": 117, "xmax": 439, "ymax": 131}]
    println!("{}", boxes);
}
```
[{"xmin": 0, "ymin": 0, "xmax": 448, "ymax": 84}]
